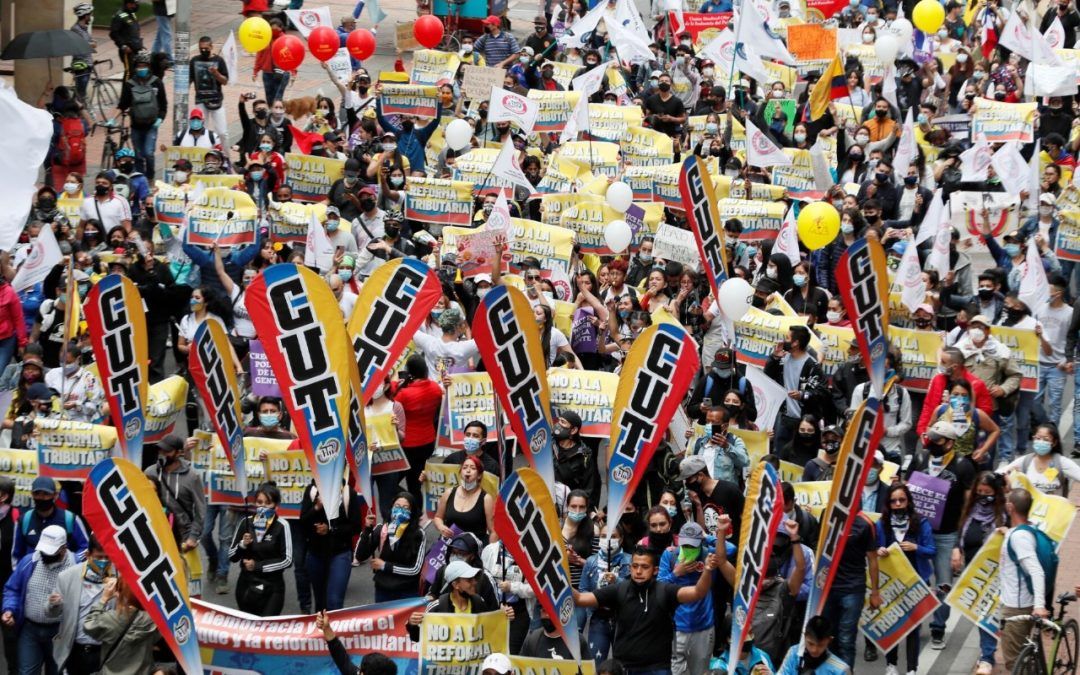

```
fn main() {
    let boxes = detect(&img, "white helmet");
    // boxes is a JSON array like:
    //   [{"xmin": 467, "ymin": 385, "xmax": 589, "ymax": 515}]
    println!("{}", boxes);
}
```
[{"xmin": 74, "ymin": 3, "xmax": 93, "ymax": 17}]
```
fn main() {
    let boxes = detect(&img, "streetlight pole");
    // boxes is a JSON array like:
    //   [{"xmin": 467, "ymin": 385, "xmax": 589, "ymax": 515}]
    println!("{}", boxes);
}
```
[{"xmin": 172, "ymin": 0, "xmax": 191, "ymax": 131}]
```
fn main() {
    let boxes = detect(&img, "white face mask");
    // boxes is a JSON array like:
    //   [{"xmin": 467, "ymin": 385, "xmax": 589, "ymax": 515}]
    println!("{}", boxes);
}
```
[
  {"xmin": 956, "ymin": 52, "xmax": 968, "ymax": 63},
  {"xmin": 827, "ymin": 310, "xmax": 842, "ymax": 323},
  {"xmin": 969, "ymin": 327, "xmax": 986, "ymax": 343},
  {"xmin": 862, "ymin": 32, "xmax": 874, "ymax": 43},
  {"xmin": 63, "ymin": 182, "xmax": 80, "ymax": 194},
  {"xmin": 856, "ymin": 133, "xmax": 870, "ymax": 144},
  {"xmin": 765, "ymin": 266, "xmax": 778, "ymax": 279},
  {"xmin": 841, "ymin": 221, "xmax": 854, "ymax": 234}
]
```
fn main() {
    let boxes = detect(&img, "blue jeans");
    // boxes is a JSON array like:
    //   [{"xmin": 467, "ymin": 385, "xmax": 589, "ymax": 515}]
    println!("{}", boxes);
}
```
[
  {"xmin": 0, "ymin": 335, "xmax": 17, "ymax": 378},
  {"xmin": 822, "ymin": 590, "xmax": 864, "ymax": 668},
  {"xmin": 306, "ymin": 550, "xmax": 353, "ymax": 611},
  {"xmin": 130, "ymin": 125, "xmax": 158, "ymax": 181},
  {"xmin": 997, "ymin": 411, "xmax": 1017, "ymax": 465},
  {"xmin": 979, "ymin": 626, "xmax": 997, "ymax": 665},
  {"xmin": 152, "ymin": 15, "xmax": 173, "ymax": 57},
  {"xmin": 262, "ymin": 71, "xmax": 290, "ymax": 104},
  {"xmin": 931, "ymin": 531, "xmax": 958, "ymax": 636},
  {"xmin": 1037, "ymin": 365, "xmax": 1066, "ymax": 428},
  {"xmin": 17, "ymin": 620, "xmax": 59, "ymax": 675},
  {"xmin": 588, "ymin": 615, "xmax": 616, "ymax": 665},
  {"xmin": 1015, "ymin": 391, "xmax": 1035, "ymax": 456},
  {"xmin": 288, "ymin": 519, "xmax": 311, "ymax": 612},
  {"xmin": 201, "ymin": 505, "xmax": 238, "ymax": 577}
]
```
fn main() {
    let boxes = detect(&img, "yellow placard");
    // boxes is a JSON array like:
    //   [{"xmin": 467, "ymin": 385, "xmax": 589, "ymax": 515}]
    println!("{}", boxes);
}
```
[
  {"xmin": 422, "ymin": 460, "xmax": 500, "ymax": 519},
  {"xmin": 410, "ymin": 49, "xmax": 461, "ymax": 86},
  {"xmin": 793, "ymin": 480, "xmax": 832, "ymax": 518},
  {"xmin": 0, "ymin": 448, "xmax": 39, "ymax": 509},
  {"xmin": 1010, "ymin": 472, "xmax": 1078, "ymax": 542},
  {"xmin": 888, "ymin": 326, "xmax": 944, "ymax": 393},
  {"xmin": 945, "ymin": 531, "xmax": 1003, "ymax": 635},
  {"xmin": 621, "ymin": 125, "xmax": 675, "ymax": 168},
  {"xmin": 419, "ymin": 610, "xmax": 509, "ymax": 673},
  {"xmin": 971, "ymin": 99, "xmax": 1038, "ymax": 143},
  {"xmin": 547, "ymin": 367, "xmax": 618, "ymax": 438}
]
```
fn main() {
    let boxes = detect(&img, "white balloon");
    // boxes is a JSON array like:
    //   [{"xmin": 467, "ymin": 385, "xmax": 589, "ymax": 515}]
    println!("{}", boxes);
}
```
[
  {"xmin": 718, "ymin": 277, "xmax": 753, "ymax": 322},
  {"xmin": 891, "ymin": 18, "xmax": 914, "ymax": 44},
  {"xmin": 874, "ymin": 34, "xmax": 900, "ymax": 63},
  {"xmin": 445, "ymin": 118, "xmax": 474, "ymax": 151},
  {"xmin": 604, "ymin": 220, "xmax": 632, "ymax": 253},
  {"xmin": 606, "ymin": 181, "xmax": 633, "ymax": 213}
]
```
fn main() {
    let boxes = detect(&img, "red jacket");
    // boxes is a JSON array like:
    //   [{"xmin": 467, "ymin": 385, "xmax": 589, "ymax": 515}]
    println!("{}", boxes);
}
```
[
  {"xmin": 915, "ymin": 369, "xmax": 993, "ymax": 435},
  {"xmin": 0, "ymin": 284, "xmax": 26, "ymax": 348}
]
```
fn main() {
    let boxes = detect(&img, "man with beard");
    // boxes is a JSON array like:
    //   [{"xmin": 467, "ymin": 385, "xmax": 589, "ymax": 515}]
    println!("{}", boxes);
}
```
[{"xmin": 573, "ymin": 544, "xmax": 720, "ymax": 673}]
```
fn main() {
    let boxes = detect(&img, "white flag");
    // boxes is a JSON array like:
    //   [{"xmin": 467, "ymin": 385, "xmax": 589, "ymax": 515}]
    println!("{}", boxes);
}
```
[
  {"xmin": 744, "ymin": 119, "xmax": 791, "ymax": 168},
  {"xmin": 733, "ymin": 41, "xmax": 772, "ymax": 86},
  {"xmin": 991, "ymin": 141, "xmax": 1031, "ymax": 197},
  {"xmin": 606, "ymin": 17, "xmax": 654, "ymax": 64},
  {"xmin": 221, "ymin": 32, "xmax": 240, "ymax": 86},
  {"xmin": 304, "ymin": 214, "xmax": 336, "ymax": 272},
  {"xmin": 881, "ymin": 63, "xmax": 899, "ymax": 111},
  {"xmin": 960, "ymin": 133, "xmax": 992, "ymax": 183},
  {"xmin": 896, "ymin": 240, "xmax": 926, "ymax": 314},
  {"xmin": 1026, "ymin": 65, "xmax": 1077, "ymax": 97},
  {"xmin": 744, "ymin": 365, "xmax": 788, "ymax": 432},
  {"xmin": 893, "ymin": 108, "xmax": 917, "ymax": 180},
  {"xmin": 774, "ymin": 206, "xmax": 801, "ymax": 266},
  {"xmin": 699, "ymin": 28, "xmax": 735, "ymax": 67},
  {"xmin": 810, "ymin": 138, "xmax": 833, "ymax": 192},
  {"xmin": 915, "ymin": 189, "xmax": 946, "ymax": 246},
  {"xmin": 12, "ymin": 223, "xmax": 62, "ymax": 292},
  {"xmin": 560, "ymin": 91, "xmax": 590, "ymax": 144},
  {"xmin": 488, "ymin": 190, "xmax": 512, "ymax": 235},
  {"xmin": 1028, "ymin": 139, "xmax": 1041, "ymax": 210},
  {"xmin": 736, "ymin": 0, "xmax": 796, "ymax": 65},
  {"xmin": 0, "ymin": 82, "xmax": 53, "ymax": 252},
  {"xmin": 285, "ymin": 6, "xmax": 333, "ymax": 38},
  {"xmin": 487, "ymin": 87, "xmax": 539, "ymax": 134},
  {"xmin": 571, "ymin": 59, "xmax": 612, "ymax": 97},
  {"xmin": 557, "ymin": 0, "xmax": 607, "ymax": 49},
  {"xmin": 1045, "ymin": 15, "xmax": 1066, "ymax": 49},
  {"xmin": 927, "ymin": 210, "xmax": 952, "ymax": 275},
  {"xmin": 1031, "ymin": 19, "xmax": 1064, "ymax": 65},
  {"xmin": 1019, "ymin": 238, "xmax": 1050, "ymax": 311},
  {"xmin": 492, "ymin": 138, "xmax": 534, "ymax": 194},
  {"xmin": 364, "ymin": 0, "xmax": 387, "ymax": 26},
  {"xmin": 998, "ymin": 10, "xmax": 1033, "ymax": 59}
]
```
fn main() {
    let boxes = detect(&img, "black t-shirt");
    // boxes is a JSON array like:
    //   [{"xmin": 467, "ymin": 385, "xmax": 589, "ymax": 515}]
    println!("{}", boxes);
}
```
[
  {"xmin": 189, "ymin": 55, "xmax": 227, "ymax": 108},
  {"xmin": 644, "ymin": 93, "xmax": 686, "ymax": 136},
  {"xmin": 905, "ymin": 452, "xmax": 977, "ymax": 534},
  {"xmin": 829, "ymin": 513, "xmax": 877, "ymax": 594},
  {"xmin": 593, "ymin": 579, "xmax": 682, "ymax": 669},
  {"xmin": 701, "ymin": 479, "xmax": 745, "ymax": 540}
]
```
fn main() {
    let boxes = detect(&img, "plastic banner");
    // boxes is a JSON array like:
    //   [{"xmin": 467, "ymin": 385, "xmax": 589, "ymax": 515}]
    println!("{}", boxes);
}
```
[
  {"xmin": 555, "ymin": 141, "xmax": 620, "ymax": 177},
  {"xmin": 471, "ymin": 285, "xmax": 556, "ymax": 488},
  {"xmin": 348, "ymin": 258, "xmax": 442, "ymax": 403},
  {"xmin": 405, "ymin": 177, "xmax": 475, "ymax": 226},
  {"xmin": 193, "ymin": 598, "xmax": 424, "ymax": 674},
  {"xmin": 84, "ymin": 274, "xmax": 149, "ymax": 468},
  {"xmin": 585, "ymin": 104, "xmax": 643, "ymax": 143},
  {"xmin": 528, "ymin": 90, "xmax": 581, "ymax": 133},
  {"xmin": 733, "ymin": 308, "xmax": 824, "ymax": 368},
  {"xmin": 859, "ymin": 542, "xmax": 941, "ymax": 652},
  {"xmin": 184, "ymin": 188, "xmax": 258, "ymax": 248},
  {"xmin": 284, "ymin": 153, "xmax": 346, "ymax": 202},
  {"xmin": 32, "ymin": 419, "xmax": 117, "ymax": 481},
  {"xmin": 814, "ymin": 324, "xmax": 857, "ymax": 378},
  {"xmin": 368, "ymin": 413, "xmax": 408, "ymax": 476},
  {"xmin": 446, "ymin": 372, "xmax": 500, "ymax": 445},
  {"xmin": 418, "ymin": 610, "xmax": 509, "ymax": 674},
  {"xmin": 143, "ymin": 375, "xmax": 187, "ymax": 444},
  {"xmin": 0, "ymin": 449, "xmax": 38, "ymax": 509},
  {"xmin": 1010, "ymin": 472, "xmax": 1078, "ymax": 542},
  {"xmin": 621, "ymin": 126, "xmax": 675, "ymax": 168},
  {"xmin": 189, "ymin": 317, "xmax": 248, "ymax": 497},
  {"xmin": 379, "ymin": 83, "xmax": 440, "ymax": 117},
  {"xmin": 410, "ymin": 49, "xmax": 461, "ymax": 86},
  {"xmin": 945, "ymin": 531, "xmax": 1004, "ymax": 635},
  {"xmin": 793, "ymin": 481, "xmax": 831, "ymax": 518},
  {"xmin": 422, "ymin": 461, "xmax": 500, "ymax": 521},
  {"xmin": 269, "ymin": 201, "xmax": 327, "ymax": 243},
  {"xmin": 83, "ymin": 458, "xmax": 202, "ymax": 673},
  {"xmin": 837, "ymin": 238, "xmax": 890, "ymax": 398},
  {"xmin": 729, "ymin": 462, "xmax": 784, "ymax": 672},
  {"xmin": 991, "ymin": 325, "xmax": 1040, "ymax": 393},
  {"xmin": 718, "ymin": 199, "xmax": 787, "ymax": 241},
  {"xmin": 888, "ymin": 327, "xmax": 944, "ymax": 393},
  {"xmin": 972, "ymin": 99, "xmax": 1037, "ymax": 143},
  {"xmin": 245, "ymin": 264, "xmax": 352, "ymax": 519},
  {"xmin": 606, "ymin": 323, "xmax": 699, "ymax": 533},
  {"xmin": 679, "ymin": 155, "xmax": 728, "ymax": 301},
  {"xmin": 495, "ymin": 467, "xmax": 581, "ymax": 661},
  {"xmin": 547, "ymin": 367, "xmax": 618, "ymax": 438}
]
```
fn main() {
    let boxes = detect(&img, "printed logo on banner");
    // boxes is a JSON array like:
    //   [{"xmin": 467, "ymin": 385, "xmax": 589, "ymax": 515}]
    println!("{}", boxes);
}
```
[
  {"xmin": 501, "ymin": 93, "xmax": 528, "ymax": 115},
  {"xmin": 190, "ymin": 318, "xmax": 247, "ymax": 495},
  {"xmin": 679, "ymin": 156, "xmax": 727, "ymax": 300}
]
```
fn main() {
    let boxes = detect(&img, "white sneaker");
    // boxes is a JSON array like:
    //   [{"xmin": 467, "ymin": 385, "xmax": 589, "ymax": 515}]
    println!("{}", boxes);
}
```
[
  {"xmin": 884, "ymin": 666, "xmax": 899, "ymax": 675},
  {"xmin": 976, "ymin": 662, "xmax": 993, "ymax": 675},
  {"xmin": 907, "ymin": 670, "xmax": 917, "ymax": 675}
]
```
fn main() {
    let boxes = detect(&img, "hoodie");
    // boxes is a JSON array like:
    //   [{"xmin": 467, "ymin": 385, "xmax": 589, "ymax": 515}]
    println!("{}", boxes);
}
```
[{"xmin": 144, "ymin": 458, "xmax": 206, "ymax": 544}]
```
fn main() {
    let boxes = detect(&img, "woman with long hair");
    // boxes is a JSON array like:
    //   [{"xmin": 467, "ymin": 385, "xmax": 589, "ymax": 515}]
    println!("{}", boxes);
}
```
[
  {"xmin": 83, "ymin": 577, "xmax": 157, "ymax": 674},
  {"xmin": 229, "ymin": 483, "xmax": 293, "ymax": 616},
  {"xmin": 784, "ymin": 260, "xmax": 828, "ymax": 325},
  {"xmin": 954, "ymin": 472, "xmax": 1007, "ymax": 675},
  {"xmin": 365, "ymin": 375, "xmax": 407, "ymax": 519},
  {"xmin": 875, "ymin": 483, "xmax": 935, "ymax": 674},
  {"xmin": 781, "ymin": 414, "xmax": 820, "ymax": 467},
  {"xmin": 564, "ymin": 489, "xmax": 597, "ymax": 632},
  {"xmin": 533, "ymin": 303, "xmax": 581, "ymax": 368},
  {"xmin": 927, "ymin": 379, "xmax": 999, "ymax": 465},
  {"xmin": 722, "ymin": 389, "xmax": 758, "ymax": 431},
  {"xmin": 997, "ymin": 423, "xmax": 1080, "ymax": 497},
  {"xmin": 433, "ymin": 455, "xmax": 496, "ymax": 543},
  {"xmin": 355, "ymin": 491, "xmax": 426, "ymax": 602},
  {"xmin": 571, "ymin": 270, "xmax": 610, "ymax": 370}
]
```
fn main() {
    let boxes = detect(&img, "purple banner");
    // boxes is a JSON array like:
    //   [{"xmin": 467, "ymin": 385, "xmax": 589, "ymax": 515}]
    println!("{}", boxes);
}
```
[
  {"xmin": 248, "ymin": 340, "xmax": 282, "ymax": 398},
  {"xmin": 906, "ymin": 471, "xmax": 950, "ymax": 530},
  {"xmin": 571, "ymin": 307, "xmax": 599, "ymax": 354},
  {"xmin": 421, "ymin": 524, "xmax": 463, "ymax": 586}
]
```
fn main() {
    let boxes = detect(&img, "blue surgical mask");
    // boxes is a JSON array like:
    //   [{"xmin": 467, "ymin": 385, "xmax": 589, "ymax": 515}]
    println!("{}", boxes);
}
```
[
  {"xmin": 326, "ymin": 219, "xmax": 339, "ymax": 232},
  {"xmin": 1033, "ymin": 439, "xmax": 1053, "ymax": 456},
  {"xmin": 463, "ymin": 437, "xmax": 482, "ymax": 454},
  {"xmin": 250, "ymin": 170, "xmax": 264, "ymax": 181},
  {"xmin": 190, "ymin": 298, "xmax": 203, "ymax": 310},
  {"xmin": 390, "ymin": 506, "xmax": 410, "ymax": 521},
  {"xmin": 259, "ymin": 413, "xmax": 278, "ymax": 428},
  {"xmin": 259, "ymin": 143, "xmax": 273, "ymax": 152},
  {"xmin": 950, "ymin": 395, "xmax": 970, "ymax": 412},
  {"xmin": 746, "ymin": 246, "xmax": 758, "ymax": 258},
  {"xmin": 567, "ymin": 510, "xmax": 587, "ymax": 523},
  {"xmin": 665, "ymin": 505, "xmax": 677, "ymax": 518},
  {"xmin": 135, "ymin": 67, "xmax": 149, "ymax": 78},
  {"xmin": 917, "ymin": 113, "xmax": 928, "ymax": 125},
  {"xmin": 866, "ymin": 468, "xmax": 880, "ymax": 484},
  {"xmin": 1004, "ymin": 243, "xmax": 1021, "ymax": 257},
  {"xmin": 793, "ymin": 273, "xmax": 807, "ymax": 287},
  {"xmin": 190, "ymin": 119, "xmax": 203, "ymax": 131}
]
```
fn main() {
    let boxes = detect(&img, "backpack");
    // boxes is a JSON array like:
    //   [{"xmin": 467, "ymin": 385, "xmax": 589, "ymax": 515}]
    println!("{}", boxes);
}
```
[
  {"xmin": 749, "ymin": 576, "xmax": 794, "ymax": 668},
  {"xmin": 57, "ymin": 116, "xmax": 86, "ymax": 166},
  {"xmin": 1021, "ymin": 454, "xmax": 1069, "ymax": 497},
  {"xmin": 1006, "ymin": 523, "xmax": 1059, "ymax": 611},
  {"xmin": 21, "ymin": 509, "xmax": 75, "ymax": 539},
  {"xmin": 128, "ymin": 77, "xmax": 160, "ymax": 126},
  {"xmin": 809, "ymin": 457, "xmax": 835, "ymax": 481}
]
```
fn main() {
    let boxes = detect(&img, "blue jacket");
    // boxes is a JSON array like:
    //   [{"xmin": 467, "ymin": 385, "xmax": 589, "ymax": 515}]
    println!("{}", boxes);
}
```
[
  {"xmin": 2, "ymin": 551, "xmax": 77, "ymax": 630},
  {"xmin": 875, "ymin": 515, "xmax": 936, "ymax": 581},
  {"xmin": 375, "ymin": 101, "xmax": 442, "ymax": 174},
  {"xmin": 579, "ymin": 549, "xmax": 631, "ymax": 619},
  {"xmin": 658, "ymin": 544, "xmax": 716, "ymax": 633},
  {"xmin": 11, "ymin": 508, "xmax": 89, "ymax": 564},
  {"xmin": 181, "ymin": 229, "xmax": 262, "ymax": 298},
  {"xmin": 777, "ymin": 647, "xmax": 851, "ymax": 674},
  {"xmin": 779, "ymin": 543, "xmax": 814, "ymax": 602},
  {"xmin": 710, "ymin": 647, "xmax": 774, "ymax": 675},
  {"xmin": 1020, "ymin": 214, "xmax": 1060, "ymax": 247}
]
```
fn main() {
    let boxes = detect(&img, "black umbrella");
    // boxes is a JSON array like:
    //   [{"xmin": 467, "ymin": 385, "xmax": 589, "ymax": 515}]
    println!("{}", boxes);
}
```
[{"xmin": 1, "ymin": 29, "xmax": 91, "ymax": 60}]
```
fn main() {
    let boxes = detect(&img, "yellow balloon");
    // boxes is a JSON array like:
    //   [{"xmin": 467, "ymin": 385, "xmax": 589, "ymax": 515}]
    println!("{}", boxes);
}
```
[
  {"xmin": 912, "ymin": 0, "xmax": 945, "ymax": 35},
  {"xmin": 238, "ymin": 17, "xmax": 272, "ymax": 53},
  {"xmin": 797, "ymin": 201, "xmax": 840, "ymax": 251}
]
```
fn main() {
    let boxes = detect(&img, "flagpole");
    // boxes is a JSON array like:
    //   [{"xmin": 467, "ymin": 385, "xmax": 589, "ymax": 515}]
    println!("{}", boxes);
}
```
[{"xmin": 724, "ymin": 0, "xmax": 748, "ymax": 146}]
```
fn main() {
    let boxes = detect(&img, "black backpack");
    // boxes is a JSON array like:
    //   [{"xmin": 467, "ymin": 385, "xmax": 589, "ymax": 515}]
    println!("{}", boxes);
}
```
[
  {"xmin": 128, "ymin": 76, "xmax": 159, "ymax": 125},
  {"xmin": 749, "ymin": 576, "xmax": 794, "ymax": 668}
]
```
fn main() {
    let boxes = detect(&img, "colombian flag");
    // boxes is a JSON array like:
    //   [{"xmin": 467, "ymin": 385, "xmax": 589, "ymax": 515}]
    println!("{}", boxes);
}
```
[{"xmin": 809, "ymin": 54, "xmax": 847, "ymax": 121}]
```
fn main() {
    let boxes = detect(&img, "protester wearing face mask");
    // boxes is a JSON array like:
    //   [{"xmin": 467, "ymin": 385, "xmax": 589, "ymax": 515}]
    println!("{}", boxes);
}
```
[
  {"xmin": 354, "ymin": 491, "xmax": 425, "ymax": 605},
  {"xmin": 816, "ymin": 207, "xmax": 867, "ymax": 295},
  {"xmin": 802, "ymin": 424, "xmax": 843, "ymax": 481},
  {"xmin": 299, "ymin": 478, "xmax": 361, "ymax": 613},
  {"xmin": 78, "ymin": 172, "xmax": 132, "ymax": 234},
  {"xmin": 172, "ymin": 108, "xmax": 219, "ymax": 151},
  {"xmin": 766, "ymin": 326, "xmax": 831, "ymax": 451},
  {"xmin": 999, "ymin": 424, "xmax": 1080, "ymax": 500},
  {"xmin": 229, "ymin": 483, "xmax": 292, "ymax": 616},
  {"xmin": 577, "ymin": 524, "xmax": 631, "ymax": 663},
  {"xmin": 46, "ymin": 536, "xmax": 114, "ymax": 675},
  {"xmin": 678, "ymin": 455, "xmax": 744, "ymax": 541},
  {"xmin": 43, "ymin": 342, "xmax": 104, "ymax": 423},
  {"xmin": 691, "ymin": 406, "xmax": 749, "ymax": 489},
  {"xmin": 116, "ymin": 50, "xmax": 166, "ymax": 181},
  {"xmin": 10, "ymin": 477, "xmax": 89, "ymax": 563},
  {"xmin": 552, "ymin": 412, "xmax": 601, "ymax": 507},
  {"xmin": 434, "ymin": 453, "xmax": 498, "ymax": 546},
  {"xmin": 144, "ymin": 434, "xmax": 206, "ymax": 556},
  {"xmin": 689, "ymin": 348, "xmax": 758, "ymax": 424}
]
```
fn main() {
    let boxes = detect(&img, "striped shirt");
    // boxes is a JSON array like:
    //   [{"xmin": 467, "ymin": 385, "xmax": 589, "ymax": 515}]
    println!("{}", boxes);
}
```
[{"xmin": 474, "ymin": 30, "xmax": 520, "ymax": 67}]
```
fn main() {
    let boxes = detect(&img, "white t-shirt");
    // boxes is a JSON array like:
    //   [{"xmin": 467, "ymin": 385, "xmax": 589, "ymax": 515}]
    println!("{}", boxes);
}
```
[
  {"xmin": 1000, "ymin": 526, "xmax": 1045, "ymax": 610},
  {"xmin": 79, "ymin": 195, "xmax": 131, "ymax": 231},
  {"xmin": 546, "ymin": 327, "xmax": 569, "ymax": 366},
  {"xmin": 228, "ymin": 286, "xmax": 255, "ymax": 339},
  {"xmin": 339, "ymin": 289, "xmax": 358, "ymax": 319},
  {"xmin": 998, "ymin": 453, "xmax": 1080, "ymax": 496},
  {"xmin": 179, "ymin": 311, "xmax": 225, "ymax": 342},
  {"xmin": 413, "ymin": 330, "xmax": 480, "ymax": 379}
]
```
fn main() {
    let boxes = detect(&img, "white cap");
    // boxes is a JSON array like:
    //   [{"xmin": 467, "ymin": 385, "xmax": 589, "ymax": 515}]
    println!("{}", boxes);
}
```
[
  {"xmin": 481, "ymin": 653, "xmax": 513, "ymax": 674},
  {"xmin": 444, "ymin": 560, "xmax": 480, "ymax": 585},
  {"xmin": 475, "ymin": 273, "xmax": 493, "ymax": 285},
  {"xmin": 36, "ymin": 525, "xmax": 67, "ymax": 556}
]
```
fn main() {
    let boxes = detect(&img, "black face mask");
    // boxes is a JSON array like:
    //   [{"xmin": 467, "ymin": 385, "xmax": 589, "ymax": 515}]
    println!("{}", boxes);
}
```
[
  {"xmin": 751, "ymin": 295, "xmax": 766, "ymax": 309},
  {"xmin": 40, "ymin": 552, "xmax": 63, "ymax": 565},
  {"xmin": 927, "ymin": 441, "xmax": 949, "ymax": 458},
  {"xmin": 657, "ymin": 81, "xmax": 672, "ymax": 92},
  {"xmin": 200, "ymin": 48, "xmax": 211, "ymax": 58},
  {"xmin": 401, "ymin": 120, "xmax": 415, "ymax": 132},
  {"xmin": 553, "ymin": 426, "xmax": 572, "ymax": 441},
  {"xmin": 357, "ymin": 85, "xmax": 370, "ymax": 95},
  {"xmin": 823, "ymin": 441, "xmax": 840, "ymax": 455},
  {"xmin": 649, "ymin": 531, "xmax": 673, "ymax": 550},
  {"xmin": 254, "ymin": 109, "xmax": 269, "ymax": 120},
  {"xmin": 724, "ymin": 403, "xmax": 741, "ymax": 418},
  {"xmin": 94, "ymin": 185, "xmax": 109, "ymax": 197},
  {"xmin": 117, "ymin": 161, "xmax": 135, "ymax": 173},
  {"xmin": 977, "ymin": 288, "xmax": 993, "ymax": 301},
  {"xmin": 360, "ymin": 199, "xmax": 376, "ymax": 211},
  {"xmin": 1005, "ymin": 307, "xmax": 1024, "ymax": 321},
  {"xmin": 38, "ymin": 198, "xmax": 56, "ymax": 210},
  {"xmin": 801, "ymin": 651, "xmax": 828, "ymax": 671},
  {"xmin": 540, "ymin": 618, "xmax": 557, "ymax": 633},
  {"xmin": 384, "ymin": 226, "xmax": 400, "ymax": 239},
  {"xmin": 34, "ymin": 498, "xmax": 54, "ymax": 514}
]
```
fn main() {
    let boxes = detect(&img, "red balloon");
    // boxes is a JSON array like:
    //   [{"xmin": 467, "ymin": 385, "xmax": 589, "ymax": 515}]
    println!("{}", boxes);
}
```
[
  {"xmin": 413, "ymin": 15, "xmax": 444, "ymax": 49},
  {"xmin": 346, "ymin": 29, "xmax": 376, "ymax": 61},
  {"xmin": 271, "ymin": 34, "xmax": 305, "ymax": 71},
  {"xmin": 307, "ymin": 25, "xmax": 339, "ymax": 62}
]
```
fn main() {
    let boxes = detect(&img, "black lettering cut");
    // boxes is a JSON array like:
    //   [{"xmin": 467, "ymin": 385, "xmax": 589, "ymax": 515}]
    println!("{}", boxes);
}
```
[
  {"xmin": 112, "ymin": 368, "xmax": 141, "ymax": 414},
  {"xmin": 280, "ymin": 328, "xmax": 330, "ymax": 381},
  {"xmin": 269, "ymin": 277, "xmax": 314, "ymax": 330},
  {"xmin": 506, "ymin": 479, "xmax": 532, "ymax": 531},
  {"xmin": 142, "ymin": 557, "xmax": 183, "ymax": 614},
  {"xmin": 497, "ymin": 334, "xmax": 531, "ymax": 389},
  {"xmin": 487, "ymin": 294, "xmax": 515, "ymax": 343},
  {"xmin": 117, "ymin": 512, "xmax": 162, "ymax": 569},
  {"xmin": 100, "ymin": 285, "xmax": 126, "ymax": 331},
  {"xmin": 612, "ymin": 411, "xmax": 652, "ymax": 461},
  {"xmin": 384, "ymin": 266, "xmax": 425, "ymax": 309},
  {"xmin": 105, "ymin": 325, "xmax": 135, "ymax": 370},
  {"xmin": 294, "ymin": 377, "xmax": 340, "ymax": 432},
  {"xmin": 99, "ymin": 468, "xmax": 137, "ymax": 525}
]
